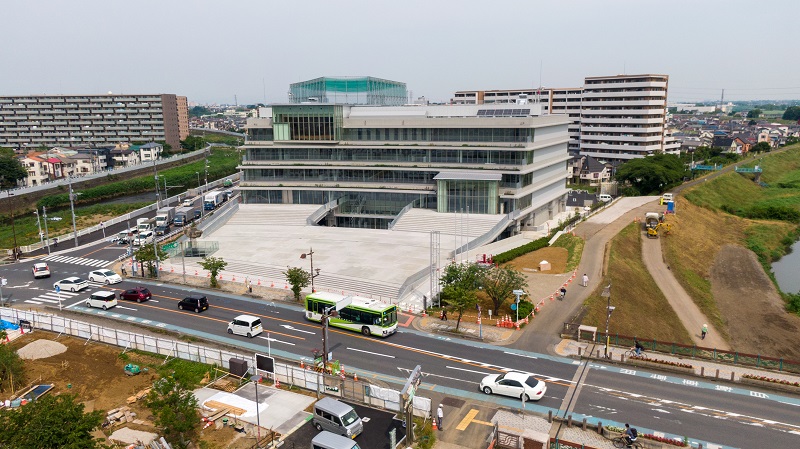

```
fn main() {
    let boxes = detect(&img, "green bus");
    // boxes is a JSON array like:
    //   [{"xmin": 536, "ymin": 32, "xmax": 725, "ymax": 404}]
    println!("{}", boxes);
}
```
[{"xmin": 304, "ymin": 292, "xmax": 398, "ymax": 337}]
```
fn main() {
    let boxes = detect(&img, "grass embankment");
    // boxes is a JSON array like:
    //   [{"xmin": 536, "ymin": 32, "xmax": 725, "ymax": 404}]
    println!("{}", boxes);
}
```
[
  {"xmin": 581, "ymin": 223, "xmax": 692, "ymax": 344},
  {"xmin": 551, "ymin": 232, "xmax": 584, "ymax": 271},
  {"xmin": 0, "ymin": 148, "xmax": 240, "ymax": 249}
]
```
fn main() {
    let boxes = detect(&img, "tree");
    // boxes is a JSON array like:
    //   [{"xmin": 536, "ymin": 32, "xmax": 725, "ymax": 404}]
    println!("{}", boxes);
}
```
[
  {"xmin": 0, "ymin": 340, "xmax": 25, "ymax": 393},
  {"xmin": 751, "ymin": 141, "xmax": 772, "ymax": 154},
  {"xmin": 614, "ymin": 154, "xmax": 687, "ymax": 195},
  {"xmin": 199, "ymin": 256, "xmax": 227, "ymax": 287},
  {"xmin": 782, "ymin": 106, "xmax": 800, "ymax": 121},
  {"xmin": 181, "ymin": 136, "xmax": 206, "ymax": 151},
  {"xmin": 0, "ymin": 147, "xmax": 28, "ymax": 189},
  {"xmin": 145, "ymin": 376, "xmax": 199, "ymax": 448},
  {"xmin": 439, "ymin": 262, "xmax": 486, "ymax": 330},
  {"xmin": 0, "ymin": 394, "xmax": 107, "ymax": 449},
  {"xmin": 786, "ymin": 136, "xmax": 799, "ymax": 146},
  {"xmin": 284, "ymin": 266, "xmax": 310, "ymax": 301},
  {"xmin": 134, "ymin": 242, "xmax": 168, "ymax": 277},
  {"xmin": 747, "ymin": 108, "xmax": 762, "ymax": 119},
  {"xmin": 481, "ymin": 265, "xmax": 527, "ymax": 315}
]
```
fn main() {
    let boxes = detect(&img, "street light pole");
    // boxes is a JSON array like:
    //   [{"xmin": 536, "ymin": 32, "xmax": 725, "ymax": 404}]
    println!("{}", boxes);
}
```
[
  {"xmin": 250, "ymin": 375, "xmax": 263, "ymax": 448},
  {"xmin": 300, "ymin": 248, "xmax": 320, "ymax": 293},
  {"xmin": 34, "ymin": 210, "xmax": 43, "ymax": 245},
  {"xmin": 6, "ymin": 192, "xmax": 18, "ymax": 259},
  {"xmin": 602, "ymin": 284, "xmax": 614, "ymax": 358},
  {"xmin": 42, "ymin": 206, "xmax": 51, "ymax": 254},
  {"xmin": 68, "ymin": 177, "xmax": 79, "ymax": 247}
]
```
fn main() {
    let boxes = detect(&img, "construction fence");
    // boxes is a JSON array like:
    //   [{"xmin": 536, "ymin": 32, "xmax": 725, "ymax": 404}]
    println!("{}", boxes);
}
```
[{"xmin": 0, "ymin": 307, "xmax": 431, "ymax": 418}]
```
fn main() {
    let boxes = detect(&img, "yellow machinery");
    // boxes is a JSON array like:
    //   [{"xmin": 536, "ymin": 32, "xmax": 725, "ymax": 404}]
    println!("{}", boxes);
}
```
[{"xmin": 644, "ymin": 212, "xmax": 672, "ymax": 238}]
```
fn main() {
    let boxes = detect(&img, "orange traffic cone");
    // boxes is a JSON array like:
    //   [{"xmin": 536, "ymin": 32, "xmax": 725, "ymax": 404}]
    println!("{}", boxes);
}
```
[
  {"xmin": 432, "ymin": 415, "xmax": 438, "ymax": 431},
  {"xmin": 257, "ymin": 278, "xmax": 261, "ymax": 286},
  {"xmin": 232, "ymin": 275, "xmax": 236, "ymax": 282},
  {"xmin": 170, "ymin": 266, "xmax": 174, "ymax": 273},
  {"xmin": 275, "ymin": 378, "xmax": 280, "ymax": 388},
  {"xmin": 300, "ymin": 360, "xmax": 304, "ymax": 369},
  {"xmin": 354, "ymin": 372, "xmax": 358, "ymax": 382}
]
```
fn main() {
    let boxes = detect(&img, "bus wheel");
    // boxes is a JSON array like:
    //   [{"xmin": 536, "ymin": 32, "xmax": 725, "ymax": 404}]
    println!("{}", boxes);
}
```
[{"xmin": 361, "ymin": 327, "xmax": 371, "ymax": 336}]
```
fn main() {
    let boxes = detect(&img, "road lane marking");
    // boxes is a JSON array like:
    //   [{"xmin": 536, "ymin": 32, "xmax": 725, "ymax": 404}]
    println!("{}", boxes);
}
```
[
  {"xmin": 446, "ymin": 366, "xmax": 491, "ymax": 376},
  {"xmin": 280, "ymin": 324, "xmax": 315, "ymax": 335},
  {"xmin": 349, "ymin": 348, "xmax": 395, "ymax": 358},
  {"xmin": 504, "ymin": 351, "xmax": 538, "ymax": 360},
  {"xmin": 257, "ymin": 336, "xmax": 295, "ymax": 346}
]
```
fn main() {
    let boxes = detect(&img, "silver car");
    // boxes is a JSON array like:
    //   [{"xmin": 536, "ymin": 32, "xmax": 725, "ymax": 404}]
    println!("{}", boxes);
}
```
[{"xmin": 53, "ymin": 277, "xmax": 89, "ymax": 292}]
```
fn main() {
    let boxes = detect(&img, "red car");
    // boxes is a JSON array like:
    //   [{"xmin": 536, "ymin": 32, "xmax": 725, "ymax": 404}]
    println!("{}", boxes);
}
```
[{"xmin": 119, "ymin": 287, "xmax": 152, "ymax": 303}]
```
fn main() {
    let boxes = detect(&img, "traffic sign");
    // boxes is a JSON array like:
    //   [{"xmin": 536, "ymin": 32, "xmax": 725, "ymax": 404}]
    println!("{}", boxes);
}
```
[{"xmin": 162, "ymin": 242, "xmax": 177, "ymax": 251}]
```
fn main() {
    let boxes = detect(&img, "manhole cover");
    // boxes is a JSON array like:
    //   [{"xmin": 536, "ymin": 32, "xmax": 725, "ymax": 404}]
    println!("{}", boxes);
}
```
[{"xmin": 441, "ymin": 397, "xmax": 465, "ymax": 408}]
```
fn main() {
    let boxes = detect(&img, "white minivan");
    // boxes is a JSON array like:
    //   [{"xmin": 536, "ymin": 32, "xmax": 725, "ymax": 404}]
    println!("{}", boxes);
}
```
[
  {"xmin": 86, "ymin": 290, "xmax": 118, "ymax": 310},
  {"xmin": 598, "ymin": 194, "xmax": 613, "ymax": 202},
  {"xmin": 227, "ymin": 315, "xmax": 263, "ymax": 338}
]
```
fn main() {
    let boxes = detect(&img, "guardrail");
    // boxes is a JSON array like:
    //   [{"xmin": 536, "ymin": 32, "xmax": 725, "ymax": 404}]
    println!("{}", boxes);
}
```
[{"xmin": 307, "ymin": 199, "xmax": 339, "ymax": 226}]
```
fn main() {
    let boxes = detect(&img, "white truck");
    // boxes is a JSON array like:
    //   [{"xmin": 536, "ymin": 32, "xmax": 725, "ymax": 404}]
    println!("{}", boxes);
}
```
[
  {"xmin": 204, "ymin": 190, "xmax": 225, "ymax": 210},
  {"xmin": 136, "ymin": 217, "xmax": 155, "ymax": 233},
  {"xmin": 155, "ymin": 206, "xmax": 176, "ymax": 227}
]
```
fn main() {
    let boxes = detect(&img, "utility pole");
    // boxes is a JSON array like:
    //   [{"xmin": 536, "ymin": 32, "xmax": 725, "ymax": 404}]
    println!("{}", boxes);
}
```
[
  {"xmin": 602, "ymin": 284, "xmax": 614, "ymax": 358},
  {"xmin": 68, "ymin": 176, "xmax": 79, "ymax": 247},
  {"xmin": 153, "ymin": 159, "xmax": 161, "ymax": 209},
  {"xmin": 300, "ymin": 249, "xmax": 320, "ymax": 293},
  {"xmin": 42, "ymin": 206, "xmax": 51, "ymax": 254}
]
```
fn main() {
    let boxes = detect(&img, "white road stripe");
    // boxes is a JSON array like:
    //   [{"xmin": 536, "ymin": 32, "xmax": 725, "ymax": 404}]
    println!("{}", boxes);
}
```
[
  {"xmin": 256, "ymin": 336, "xmax": 295, "ymax": 346},
  {"xmin": 116, "ymin": 306, "xmax": 137, "ymax": 311},
  {"xmin": 34, "ymin": 298, "xmax": 61, "ymax": 304},
  {"xmin": 348, "ymin": 347, "xmax": 395, "ymax": 358},
  {"xmin": 446, "ymin": 365, "xmax": 492, "ymax": 376},
  {"xmin": 24, "ymin": 300, "xmax": 42, "ymax": 305},
  {"xmin": 65, "ymin": 301, "xmax": 84, "ymax": 309}
]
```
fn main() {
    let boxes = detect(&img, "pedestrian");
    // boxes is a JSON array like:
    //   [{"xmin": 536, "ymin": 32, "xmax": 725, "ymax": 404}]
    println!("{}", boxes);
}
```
[
  {"xmin": 582, "ymin": 273, "xmax": 589, "ymax": 287},
  {"xmin": 121, "ymin": 266, "xmax": 127, "ymax": 276},
  {"xmin": 53, "ymin": 237, "xmax": 58, "ymax": 247},
  {"xmin": 437, "ymin": 404, "xmax": 444, "ymax": 431},
  {"xmin": 701, "ymin": 324, "xmax": 708, "ymax": 340},
  {"xmin": 441, "ymin": 309, "xmax": 448, "ymax": 321},
  {"xmin": 559, "ymin": 287, "xmax": 567, "ymax": 300}
]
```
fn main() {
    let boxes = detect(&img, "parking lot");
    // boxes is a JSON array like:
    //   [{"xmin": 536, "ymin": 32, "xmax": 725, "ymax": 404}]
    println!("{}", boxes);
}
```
[{"xmin": 279, "ymin": 401, "xmax": 406, "ymax": 449}]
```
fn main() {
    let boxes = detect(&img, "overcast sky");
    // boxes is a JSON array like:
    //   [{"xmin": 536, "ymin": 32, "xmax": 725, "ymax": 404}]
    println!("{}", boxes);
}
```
[{"xmin": 3, "ymin": 1, "xmax": 798, "ymax": 105}]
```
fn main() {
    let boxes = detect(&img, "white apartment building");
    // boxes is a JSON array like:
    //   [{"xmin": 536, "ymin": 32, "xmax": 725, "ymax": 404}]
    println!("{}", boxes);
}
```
[
  {"xmin": 580, "ymin": 74, "xmax": 669, "ymax": 161},
  {"xmin": 137, "ymin": 142, "xmax": 163, "ymax": 161},
  {"xmin": 453, "ymin": 74, "xmax": 672, "ymax": 162}
]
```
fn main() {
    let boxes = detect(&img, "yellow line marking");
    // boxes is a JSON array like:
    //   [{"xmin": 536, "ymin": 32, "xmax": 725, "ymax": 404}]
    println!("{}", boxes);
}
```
[
  {"xmin": 472, "ymin": 419, "xmax": 493, "ymax": 426},
  {"xmin": 456, "ymin": 409, "xmax": 479, "ymax": 431}
]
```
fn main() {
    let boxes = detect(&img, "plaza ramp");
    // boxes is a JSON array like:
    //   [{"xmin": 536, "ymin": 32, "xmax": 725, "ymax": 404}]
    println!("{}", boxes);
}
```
[
  {"xmin": 224, "ymin": 204, "xmax": 321, "ymax": 226},
  {"xmin": 391, "ymin": 209, "xmax": 504, "ymax": 236}
]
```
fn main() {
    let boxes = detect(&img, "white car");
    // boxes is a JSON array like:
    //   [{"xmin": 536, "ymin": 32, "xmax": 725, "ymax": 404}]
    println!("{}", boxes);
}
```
[
  {"xmin": 182, "ymin": 199, "xmax": 194, "ymax": 207},
  {"xmin": 53, "ymin": 277, "xmax": 89, "ymax": 292},
  {"xmin": 85, "ymin": 290, "xmax": 118, "ymax": 310},
  {"xmin": 88, "ymin": 269, "xmax": 122, "ymax": 285},
  {"xmin": 479, "ymin": 371, "xmax": 547, "ymax": 402},
  {"xmin": 32, "ymin": 262, "xmax": 51, "ymax": 279},
  {"xmin": 134, "ymin": 230, "xmax": 154, "ymax": 246}
]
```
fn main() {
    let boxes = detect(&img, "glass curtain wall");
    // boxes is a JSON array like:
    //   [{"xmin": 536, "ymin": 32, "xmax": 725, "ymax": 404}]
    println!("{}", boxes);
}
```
[
  {"xmin": 436, "ymin": 180, "xmax": 498, "ymax": 214},
  {"xmin": 289, "ymin": 77, "xmax": 407, "ymax": 106}
]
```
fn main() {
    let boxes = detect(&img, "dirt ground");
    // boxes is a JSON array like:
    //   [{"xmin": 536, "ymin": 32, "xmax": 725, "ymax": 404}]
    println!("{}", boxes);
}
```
[
  {"xmin": 7, "ymin": 332, "xmax": 253, "ymax": 449},
  {"xmin": 710, "ymin": 244, "xmax": 800, "ymax": 360},
  {"xmin": 504, "ymin": 246, "xmax": 569, "ymax": 273}
]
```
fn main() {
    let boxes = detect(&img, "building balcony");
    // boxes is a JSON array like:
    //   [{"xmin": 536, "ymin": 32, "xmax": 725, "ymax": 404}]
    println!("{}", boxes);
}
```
[
  {"xmin": 581, "ymin": 90, "xmax": 667, "ymax": 99},
  {"xmin": 580, "ymin": 99, "xmax": 665, "ymax": 107},
  {"xmin": 581, "ymin": 125, "xmax": 663, "ymax": 133},
  {"xmin": 580, "ymin": 134, "xmax": 663, "ymax": 143},
  {"xmin": 580, "ymin": 117, "xmax": 664, "ymax": 125},
  {"xmin": 584, "ymin": 81, "xmax": 667, "ymax": 89},
  {"xmin": 581, "ymin": 142, "xmax": 662, "ymax": 152},
  {"xmin": 239, "ymin": 179, "xmax": 437, "ymax": 192}
]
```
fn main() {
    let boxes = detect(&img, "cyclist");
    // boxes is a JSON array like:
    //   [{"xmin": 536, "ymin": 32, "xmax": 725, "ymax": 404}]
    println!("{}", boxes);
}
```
[
  {"xmin": 623, "ymin": 423, "xmax": 638, "ymax": 447},
  {"xmin": 633, "ymin": 340, "xmax": 644, "ymax": 356},
  {"xmin": 559, "ymin": 287, "xmax": 567, "ymax": 300}
]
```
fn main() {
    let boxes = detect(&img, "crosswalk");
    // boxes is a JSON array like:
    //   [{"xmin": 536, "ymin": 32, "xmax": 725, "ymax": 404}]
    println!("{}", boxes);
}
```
[
  {"xmin": 40, "ymin": 254, "xmax": 112, "ymax": 268},
  {"xmin": 24, "ymin": 281, "xmax": 106, "ymax": 305}
]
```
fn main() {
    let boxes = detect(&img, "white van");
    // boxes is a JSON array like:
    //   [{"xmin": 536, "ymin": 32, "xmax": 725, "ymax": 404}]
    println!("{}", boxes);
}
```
[
  {"xmin": 86, "ymin": 290, "xmax": 118, "ymax": 310},
  {"xmin": 313, "ymin": 398, "xmax": 363, "ymax": 439},
  {"xmin": 661, "ymin": 193, "xmax": 674, "ymax": 204},
  {"xmin": 598, "ymin": 194, "xmax": 613, "ymax": 202},
  {"xmin": 227, "ymin": 315, "xmax": 263, "ymax": 338},
  {"xmin": 311, "ymin": 431, "xmax": 362, "ymax": 449}
]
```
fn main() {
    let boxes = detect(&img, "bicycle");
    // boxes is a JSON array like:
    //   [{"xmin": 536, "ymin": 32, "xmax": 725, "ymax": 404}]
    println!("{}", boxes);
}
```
[
  {"xmin": 624, "ymin": 348, "xmax": 648, "ymax": 360},
  {"xmin": 611, "ymin": 436, "xmax": 643, "ymax": 448}
]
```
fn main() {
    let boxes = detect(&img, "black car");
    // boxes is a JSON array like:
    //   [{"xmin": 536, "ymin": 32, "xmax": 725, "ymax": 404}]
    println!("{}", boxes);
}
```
[{"xmin": 178, "ymin": 294, "xmax": 209, "ymax": 313}]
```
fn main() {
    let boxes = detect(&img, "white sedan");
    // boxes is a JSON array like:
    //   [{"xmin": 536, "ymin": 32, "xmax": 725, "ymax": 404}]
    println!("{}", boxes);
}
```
[
  {"xmin": 53, "ymin": 277, "xmax": 89, "ymax": 292},
  {"xmin": 88, "ymin": 269, "xmax": 122, "ymax": 285},
  {"xmin": 479, "ymin": 371, "xmax": 547, "ymax": 402}
]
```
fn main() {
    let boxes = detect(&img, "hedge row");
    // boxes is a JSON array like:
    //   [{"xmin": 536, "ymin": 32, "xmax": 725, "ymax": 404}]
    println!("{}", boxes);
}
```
[{"xmin": 492, "ymin": 236, "xmax": 550, "ymax": 264}]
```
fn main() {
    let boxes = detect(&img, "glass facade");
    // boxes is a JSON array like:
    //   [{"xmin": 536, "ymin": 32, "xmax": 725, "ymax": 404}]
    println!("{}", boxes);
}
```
[
  {"xmin": 272, "ymin": 105, "xmax": 343, "ymax": 141},
  {"xmin": 436, "ymin": 180, "xmax": 499, "ymax": 214},
  {"xmin": 289, "ymin": 77, "xmax": 407, "ymax": 106},
  {"xmin": 342, "ymin": 127, "xmax": 531, "ymax": 143},
  {"xmin": 245, "ymin": 146, "xmax": 530, "ymax": 165}
]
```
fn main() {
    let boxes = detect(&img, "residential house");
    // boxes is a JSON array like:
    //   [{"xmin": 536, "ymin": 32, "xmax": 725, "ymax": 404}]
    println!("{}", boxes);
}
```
[
  {"xmin": 19, "ymin": 153, "xmax": 50, "ymax": 186},
  {"xmin": 575, "ymin": 156, "xmax": 611, "ymax": 186},
  {"xmin": 110, "ymin": 148, "xmax": 141, "ymax": 167},
  {"xmin": 711, "ymin": 136, "xmax": 738, "ymax": 154},
  {"xmin": 136, "ymin": 142, "xmax": 163, "ymax": 162}
]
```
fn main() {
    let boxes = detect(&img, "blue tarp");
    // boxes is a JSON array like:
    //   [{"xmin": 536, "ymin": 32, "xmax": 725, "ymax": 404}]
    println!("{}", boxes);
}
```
[{"xmin": 0, "ymin": 320, "xmax": 20, "ymax": 330}]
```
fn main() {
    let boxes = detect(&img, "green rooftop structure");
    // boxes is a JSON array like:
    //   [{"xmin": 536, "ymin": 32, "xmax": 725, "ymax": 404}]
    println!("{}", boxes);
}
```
[{"xmin": 289, "ymin": 76, "xmax": 407, "ymax": 106}]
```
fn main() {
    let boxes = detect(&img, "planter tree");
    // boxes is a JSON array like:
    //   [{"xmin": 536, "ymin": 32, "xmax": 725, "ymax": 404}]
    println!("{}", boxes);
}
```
[
  {"xmin": 284, "ymin": 266, "xmax": 311, "ymax": 301},
  {"xmin": 482, "ymin": 265, "xmax": 527, "ymax": 315},
  {"xmin": 439, "ymin": 262, "xmax": 487, "ymax": 330},
  {"xmin": 199, "ymin": 256, "xmax": 227, "ymax": 288},
  {"xmin": 134, "ymin": 242, "xmax": 168, "ymax": 277}
]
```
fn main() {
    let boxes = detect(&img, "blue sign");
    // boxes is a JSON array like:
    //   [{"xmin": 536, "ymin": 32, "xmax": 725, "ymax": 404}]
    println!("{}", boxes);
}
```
[{"xmin": 510, "ymin": 303, "xmax": 517, "ymax": 311}]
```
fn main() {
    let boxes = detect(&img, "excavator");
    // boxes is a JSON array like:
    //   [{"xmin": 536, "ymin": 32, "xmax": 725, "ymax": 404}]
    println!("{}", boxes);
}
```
[{"xmin": 644, "ymin": 212, "xmax": 672, "ymax": 238}]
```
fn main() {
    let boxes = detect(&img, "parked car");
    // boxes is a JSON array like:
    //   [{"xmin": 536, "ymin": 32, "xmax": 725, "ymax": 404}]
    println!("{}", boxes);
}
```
[
  {"xmin": 178, "ymin": 294, "xmax": 209, "ymax": 313},
  {"xmin": 53, "ymin": 277, "xmax": 89, "ymax": 292},
  {"xmin": 88, "ymin": 269, "xmax": 122, "ymax": 285},
  {"xmin": 85, "ymin": 290, "xmax": 118, "ymax": 310},
  {"xmin": 479, "ymin": 371, "xmax": 547, "ymax": 402},
  {"xmin": 119, "ymin": 287, "xmax": 152, "ymax": 303},
  {"xmin": 32, "ymin": 262, "xmax": 51, "ymax": 279}
]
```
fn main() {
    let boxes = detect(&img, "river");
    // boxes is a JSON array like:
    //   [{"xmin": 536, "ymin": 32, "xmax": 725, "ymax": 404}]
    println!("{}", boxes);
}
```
[{"xmin": 772, "ymin": 240, "xmax": 800, "ymax": 294}]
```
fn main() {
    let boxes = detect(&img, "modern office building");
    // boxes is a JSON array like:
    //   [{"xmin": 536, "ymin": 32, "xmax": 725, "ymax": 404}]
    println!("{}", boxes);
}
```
[
  {"xmin": 240, "ymin": 103, "xmax": 570, "ymax": 231},
  {"xmin": 289, "ymin": 77, "xmax": 408, "ymax": 106},
  {"xmin": 0, "ymin": 94, "xmax": 189, "ymax": 150},
  {"xmin": 452, "ymin": 74, "xmax": 671, "ymax": 161},
  {"xmin": 579, "ymin": 74, "xmax": 670, "ymax": 160}
]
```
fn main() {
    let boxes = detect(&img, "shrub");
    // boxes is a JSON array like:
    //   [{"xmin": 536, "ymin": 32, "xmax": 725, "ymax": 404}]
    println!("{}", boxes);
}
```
[
  {"xmin": 742, "ymin": 373, "xmax": 800, "ymax": 387},
  {"xmin": 492, "ymin": 236, "xmax": 550, "ymax": 264}
]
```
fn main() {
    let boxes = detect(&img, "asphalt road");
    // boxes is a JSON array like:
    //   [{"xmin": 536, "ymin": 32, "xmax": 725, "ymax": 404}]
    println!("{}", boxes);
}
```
[{"xmin": 3, "ymin": 215, "xmax": 799, "ymax": 447}]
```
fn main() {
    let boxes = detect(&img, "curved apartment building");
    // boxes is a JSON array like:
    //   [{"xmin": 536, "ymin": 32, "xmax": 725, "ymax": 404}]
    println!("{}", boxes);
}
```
[{"xmin": 240, "ymin": 103, "xmax": 570, "ymax": 233}]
